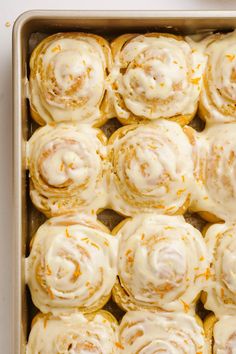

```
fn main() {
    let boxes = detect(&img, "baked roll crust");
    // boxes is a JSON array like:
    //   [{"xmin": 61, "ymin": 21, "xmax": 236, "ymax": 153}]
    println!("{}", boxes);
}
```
[
  {"xmin": 27, "ymin": 123, "xmax": 107, "ymax": 217},
  {"xmin": 26, "ymin": 214, "xmax": 118, "ymax": 314},
  {"xmin": 29, "ymin": 32, "xmax": 112, "ymax": 126},
  {"xmin": 108, "ymin": 33, "xmax": 205, "ymax": 125}
]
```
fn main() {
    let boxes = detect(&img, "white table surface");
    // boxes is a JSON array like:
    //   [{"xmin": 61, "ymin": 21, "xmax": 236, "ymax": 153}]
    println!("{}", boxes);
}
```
[{"xmin": 1, "ymin": 0, "xmax": 236, "ymax": 352}]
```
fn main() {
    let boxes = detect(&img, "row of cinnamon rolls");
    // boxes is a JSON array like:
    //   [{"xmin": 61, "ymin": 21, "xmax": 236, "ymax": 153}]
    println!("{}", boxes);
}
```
[
  {"xmin": 27, "ymin": 120, "xmax": 236, "ymax": 222},
  {"xmin": 29, "ymin": 30, "xmax": 236, "ymax": 127},
  {"xmin": 25, "ymin": 213, "xmax": 236, "ymax": 318}
]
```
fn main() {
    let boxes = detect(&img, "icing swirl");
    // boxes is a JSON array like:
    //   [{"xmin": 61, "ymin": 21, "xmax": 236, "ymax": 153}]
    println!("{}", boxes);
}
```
[
  {"xmin": 213, "ymin": 316, "xmax": 236, "ymax": 354},
  {"xmin": 204, "ymin": 223, "xmax": 236, "ymax": 317},
  {"xmin": 29, "ymin": 33, "xmax": 112, "ymax": 126},
  {"xmin": 200, "ymin": 30, "xmax": 236, "ymax": 124},
  {"xmin": 113, "ymin": 214, "xmax": 209, "ymax": 312},
  {"xmin": 108, "ymin": 33, "xmax": 205, "ymax": 123},
  {"xmin": 191, "ymin": 123, "xmax": 236, "ymax": 221},
  {"xmin": 25, "ymin": 214, "xmax": 118, "ymax": 314},
  {"xmin": 27, "ymin": 311, "xmax": 119, "ymax": 354},
  {"xmin": 108, "ymin": 120, "xmax": 194, "ymax": 216},
  {"xmin": 27, "ymin": 123, "xmax": 107, "ymax": 217},
  {"xmin": 119, "ymin": 311, "xmax": 207, "ymax": 353}
]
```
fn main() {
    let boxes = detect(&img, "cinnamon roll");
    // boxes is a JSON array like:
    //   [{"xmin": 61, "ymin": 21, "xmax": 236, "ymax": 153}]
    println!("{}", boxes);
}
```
[
  {"xmin": 203, "ymin": 222, "xmax": 236, "ymax": 317},
  {"xmin": 25, "ymin": 214, "xmax": 118, "ymax": 314},
  {"xmin": 204, "ymin": 314, "xmax": 236, "ymax": 354},
  {"xmin": 112, "ymin": 214, "xmax": 209, "ymax": 313},
  {"xmin": 107, "ymin": 120, "xmax": 194, "ymax": 216},
  {"xmin": 190, "ymin": 123, "xmax": 236, "ymax": 222},
  {"xmin": 27, "ymin": 123, "xmax": 107, "ymax": 217},
  {"xmin": 119, "ymin": 310, "xmax": 207, "ymax": 353},
  {"xmin": 108, "ymin": 33, "xmax": 206, "ymax": 125},
  {"xmin": 199, "ymin": 30, "xmax": 236, "ymax": 124},
  {"xmin": 27, "ymin": 310, "xmax": 119, "ymax": 354},
  {"xmin": 29, "ymin": 32, "xmax": 112, "ymax": 126}
]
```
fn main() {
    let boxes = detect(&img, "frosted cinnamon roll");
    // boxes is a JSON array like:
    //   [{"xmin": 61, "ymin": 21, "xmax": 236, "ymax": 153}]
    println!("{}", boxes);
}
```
[
  {"xmin": 27, "ymin": 310, "xmax": 119, "ymax": 354},
  {"xmin": 29, "ymin": 32, "xmax": 112, "ymax": 127},
  {"xmin": 112, "ymin": 214, "xmax": 209, "ymax": 313},
  {"xmin": 190, "ymin": 123, "xmax": 236, "ymax": 222},
  {"xmin": 25, "ymin": 214, "xmax": 118, "ymax": 314},
  {"xmin": 199, "ymin": 30, "xmax": 236, "ymax": 124},
  {"xmin": 108, "ymin": 33, "xmax": 206, "ymax": 125},
  {"xmin": 203, "ymin": 223, "xmax": 236, "ymax": 317},
  {"xmin": 27, "ymin": 123, "xmax": 107, "ymax": 217},
  {"xmin": 107, "ymin": 120, "xmax": 194, "ymax": 216},
  {"xmin": 119, "ymin": 311, "xmax": 207, "ymax": 353}
]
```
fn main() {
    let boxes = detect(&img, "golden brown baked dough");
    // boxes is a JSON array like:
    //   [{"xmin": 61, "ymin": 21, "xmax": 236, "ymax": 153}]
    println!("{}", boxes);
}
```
[{"xmin": 29, "ymin": 32, "xmax": 112, "ymax": 127}]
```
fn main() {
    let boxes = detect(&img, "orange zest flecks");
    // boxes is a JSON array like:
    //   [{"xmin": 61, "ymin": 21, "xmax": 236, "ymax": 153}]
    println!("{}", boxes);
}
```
[
  {"xmin": 86, "ymin": 281, "xmax": 90, "ymax": 287},
  {"xmin": 115, "ymin": 342, "xmax": 124, "ymax": 350},
  {"xmin": 190, "ymin": 77, "xmax": 201, "ymax": 85},
  {"xmin": 91, "ymin": 242, "xmax": 99, "ymax": 249},
  {"xmin": 226, "ymin": 54, "xmax": 235, "ymax": 62},
  {"xmin": 72, "ymin": 264, "xmax": 81, "ymax": 281},
  {"xmin": 177, "ymin": 189, "xmax": 186, "ymax": 196},
  {"xmin": 195, "ymin": 267, "xmax": 211, "ymax": 281},
  {"xmin": 52, "ymin": 44, "xmax": 61, "ymax": 52},
  {"xmin": 203, "ymin": 196, "xmax": 208, "ymax": 200},
  {"xmin": 181, "ymin": 300, "xmax": 190, "ymax": 313},
  {"xmin": 221, "ymin": 287, "xmax": 225, "ymax": 299},
  {"xmin": 199, "ymin": 256, "xmax": 205, "ymax": 261},
  {"xmin": 65, "ymin": 228, "xmax": 71, "ymax": 238},
  {"xmin": 160, "ymin": 82, "xmax": 165, "ymax": 87},
  {"xmin": 103, "ymin": 240, "xmax": 109, "ymax": 247},
  {"xmin": 46, "ymin": 265, "xmax": 52, "ymax": 276}
]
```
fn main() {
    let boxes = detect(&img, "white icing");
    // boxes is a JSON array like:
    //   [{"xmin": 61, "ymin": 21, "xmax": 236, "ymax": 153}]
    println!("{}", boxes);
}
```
[
  {"xmin": 26, "ymin": 312, "xmax": 118, "ymax": 354},
  {"xmin": 116, "ymin": 214, "xmax": 209, "ymax": 312},
  {"xmin": 108, "ymin": 120, "xmax": 194, "ymax": 216},
  {"xmin": 28, "ymin": 123, "xmax": 107, "ymax": 216},
  {"xmin": 213, "ymin": 316, "xmax": 236, "ymax": 354},
  {"xmin": 119, "ymin": 311, "xmax": 207, "ymax": 354},
  {"xmin": 204, "ymin": 223, "xmax": 236, "ymax": 317},
  {"xmin": 108, "ymin": 34, "xmax": 206, "ymax": 120},
  {"xmin": 191, "ymin": 123, "xmax": 236, "ymax": 221},
  {"xmin": 30, "ymin": 34, "xmax": 111, "ymax": 125},
  {"xmin": 200, "ymin": 30, "xmax": 236, "ymax": 124},
  {"xmin": 25, "ymin": 214, "xmax": 118, "ymax": 314}
]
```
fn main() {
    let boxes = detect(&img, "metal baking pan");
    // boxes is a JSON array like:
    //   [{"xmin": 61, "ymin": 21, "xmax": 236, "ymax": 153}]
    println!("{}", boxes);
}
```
[{"xmin": 13, "ymin": 10, "xmax": 236, "ymax": 354}]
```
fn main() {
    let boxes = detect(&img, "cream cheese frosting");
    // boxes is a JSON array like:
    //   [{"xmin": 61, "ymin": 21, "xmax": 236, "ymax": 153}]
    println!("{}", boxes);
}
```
[
  {"xmin": 113, "ymin": 214, "xmax": 209, "ymax": 313},
  {"xmin": 29, "ymin": 33, "xmax": 112, "ymax": 125},
  {"xmin": 200, "ymin": 30, "xmax": 236, "ymax": 124},
  {"xmin": 108, "ymin": 34, "xmax": 206, "ymax": 121},
  {"xmin": 204, "ymin": 222, "xmax": 236, "ymax": 317},
  {"xmin": 190, "ymin": 123, "xmax": 236, "ymax": 222},
  {"xmin": 108, "ymin": 120, "xmax": 194, "ymax": 216},
  {"xmin": 27, "ymin": 312, "xmax": 119, "ymax": 354},
  {"xmin": 213, "ymin": 316, "xmax": 236, "ymax": 354},
  {"xmin": 27, "ymin": 123, "xmax": 107, "ymax": 217},
  {"xmin": 119, "ymin": 310, "xmax": 207, "ymax": 353},
  {"xmin": 25, "ymin": 214, "xmax": 118, "ymax": 314}
]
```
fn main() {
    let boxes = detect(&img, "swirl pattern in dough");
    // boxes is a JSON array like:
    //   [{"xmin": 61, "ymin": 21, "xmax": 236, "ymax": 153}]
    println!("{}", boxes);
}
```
[
  {"xmin": 108, "ymin": 120, "xmax": 194, "ymax": 216},
  {"xmin": 25, "ymin": 214, "xmax": 118, "ymax": 314},
  {"xmin": 119, "ymin": 310, "xmax": 207, "ymax": 353},
  {"xmin": 190, "ymin": 123, "xmax": 236, "ymax": 222},
  {"xmin": 29, "ymin": 32, "xmax": 112, "ymax": 126},
  {"xmin": 112, "ymin": 214, "xmax": 209, "ymax": 313},
  {"xmin": 27, "ymin": 310, "xmax": 119, "ymax": 354},
  {"xmin": 108, "ymin": 33, "xmax": 206, "ymax": 125},
  {"xmin": 199, "ymin": 30, "xmax": 236, "ymax": 124},
  {"xmin": 204, "ymin": 223, "xmax": 236, "ymax": 317},
  {"xmin": 27, "ymin": 123, "xmax": 107, "ymax": 217}
]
